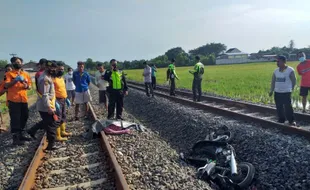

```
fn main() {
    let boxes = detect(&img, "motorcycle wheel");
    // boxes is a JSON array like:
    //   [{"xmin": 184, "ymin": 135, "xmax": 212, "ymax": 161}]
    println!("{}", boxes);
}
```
[{"xmin": 221, "ymin": 162, "xmax": 255, "ymax": 189}]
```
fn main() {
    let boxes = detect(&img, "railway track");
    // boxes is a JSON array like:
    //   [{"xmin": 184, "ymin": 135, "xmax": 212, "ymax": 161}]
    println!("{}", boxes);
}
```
[
  {"xmin": 127, "ymin": 81, "xmax": 310, "ymax": 140},
  {"xmin": 18, "ymin": 103, "xmax": 129, "ymax": 190}
]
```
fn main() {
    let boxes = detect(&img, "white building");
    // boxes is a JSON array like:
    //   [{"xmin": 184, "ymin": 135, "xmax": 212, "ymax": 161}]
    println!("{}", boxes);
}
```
[{"xmin": 216, "ymin": 48, "xmax": 249, "ymax": 64}]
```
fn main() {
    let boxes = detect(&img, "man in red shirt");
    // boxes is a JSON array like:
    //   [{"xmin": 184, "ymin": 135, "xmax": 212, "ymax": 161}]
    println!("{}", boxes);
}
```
[
  {"xmin": 297, "ymin": 52, "xmax": 310, "ymax": 113},
  {"xmin": 35, "ymin": 59, "xmax": 47, "ymax": 89},
  {"xmin": 27, "ymin": 58, "xmax": 49, "ymax": 139}
]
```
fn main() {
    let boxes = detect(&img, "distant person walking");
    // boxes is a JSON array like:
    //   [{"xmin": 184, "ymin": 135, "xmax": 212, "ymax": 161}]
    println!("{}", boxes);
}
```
[
  {"xmin": 269, "ymin": 55, "xmax": 296, "ymax": 126},
  {"xmin": 64, "ymin": 67, "xmax": 76, "ymax": 106},
  {"xmin": 297, "ymin": 51, "xmax": 310, "ymax": 113},
  {"xmin": 189, "ymin": 56, "xmax": 204, "ymax": 102},
  {"xmin": 73, "ymin": 61, "xmax": 92, "ymax": 120},
  {"xmin": 151, "ymin": 64, "xmax": 157, "ymax": 90},
  {"xmin": 143, "ymin": 62, "xmax": 154, "ymax": 97},
  {"xmin": 95, "ymin": 63, "xmax": 109, "ymax": 111},
  {"xmin": 166, "ymin": 59, "xmax": 179, "ymax": 96}
]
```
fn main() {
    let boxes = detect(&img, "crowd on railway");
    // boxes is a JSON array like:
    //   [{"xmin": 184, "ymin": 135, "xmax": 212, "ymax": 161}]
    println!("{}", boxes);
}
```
[
  {"xmin": 0, "ymin": 58, "xmax": 128, "ymax": 150},
  {"xmin": 0, "ymin": 51, "xmax": 309, "ymax": 149}
]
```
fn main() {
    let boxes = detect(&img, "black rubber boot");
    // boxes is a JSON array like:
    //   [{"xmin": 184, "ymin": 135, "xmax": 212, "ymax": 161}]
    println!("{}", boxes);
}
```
[
  {"xmin": 27, "ymin": 129, "xmax": 37, "ymax": 140},
  {"xmin": 13, "ymin": 134, "xmax": 25, "ymax": 146},
  {"xmin": 44, "ymin": 142, "xmax": 60, "ymax": 151}
]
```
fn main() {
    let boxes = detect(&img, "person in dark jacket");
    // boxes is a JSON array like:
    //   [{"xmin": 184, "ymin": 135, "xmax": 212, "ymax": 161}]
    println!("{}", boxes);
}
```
[{"xmin": 104, "ymin": 59, "xmax": 128, "ymax": 120}]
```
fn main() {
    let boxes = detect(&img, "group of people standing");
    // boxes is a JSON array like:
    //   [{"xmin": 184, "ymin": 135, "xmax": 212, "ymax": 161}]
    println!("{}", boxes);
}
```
[
  {"xmin": 0, "ymin": 58, "xmax": 128, "ymax": 150},
  {"xmin": 143, "ymin": 52, "xmax": 310, "ymax": 127},
  {"xmin": 143, "ymin": 55, "xmax": 204, "ymax": 101},
  {"xmin": 1, "ymin": 51, "xmax": 309, "ymax": 148},
  {"xmin": 94, "ymin": 59, "xmax": 128, "ymax": 120},
  {"xmin": 269, "ymin": 52, "xmax": 310, "ymax": 126},
  {"xmin": 142, "ymin": 56, "xmax": 205, "ymax": 100}
]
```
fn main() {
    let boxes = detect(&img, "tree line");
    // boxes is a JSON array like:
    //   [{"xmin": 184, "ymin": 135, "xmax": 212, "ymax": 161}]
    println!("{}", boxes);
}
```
[
  {"xmin": 1, "ymin": 40, "xmax": 310, "ymax": 71},
  {"xmin": 258, "ymin": 40, "xmax": 310, "ymax": 59},
  {"xmin": 84, "ymin": 43, "xmax": 227, "ymax": 70}
]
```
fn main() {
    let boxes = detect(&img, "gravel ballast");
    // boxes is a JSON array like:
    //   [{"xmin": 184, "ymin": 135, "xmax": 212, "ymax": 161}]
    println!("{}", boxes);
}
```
[
  {"xmin": 0, "ymin": 106, "xmax": 44, "ymax": 190},
  {"xmin": 90, "ymin": 85, "xmax": 212, "ymax": 190},
  {"xmin": 34, "ymin": 106, "xmax": 115, "ymax": 190},
  {"xmin": 123, "ymin": 88, "xmax": 310, "ymax": 190}
]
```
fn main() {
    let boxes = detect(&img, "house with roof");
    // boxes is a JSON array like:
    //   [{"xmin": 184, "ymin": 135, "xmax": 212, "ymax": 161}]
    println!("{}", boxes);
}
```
[{"xmin": 216, "ymin": 48, "xmax": 249, "ymax": 64}]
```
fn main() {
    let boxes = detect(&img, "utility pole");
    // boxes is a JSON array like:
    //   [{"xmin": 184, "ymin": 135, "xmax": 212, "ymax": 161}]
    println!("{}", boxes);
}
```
[{"xmin": 9, "ymin": 53, "xmax": 17, "ymax": 57}]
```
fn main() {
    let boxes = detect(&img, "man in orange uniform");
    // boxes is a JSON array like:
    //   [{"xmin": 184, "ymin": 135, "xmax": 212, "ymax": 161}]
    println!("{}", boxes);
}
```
[
  {"xmin": 297, "ymin": 52, "xmax": 310, "ymax": 113},
  {"xmin": 4, "ymin": 57, "xmax": 32, "ymax": 145},
  {"xmin": 53, "ymin": 62, "xmax": 71, "ymax": 141}
]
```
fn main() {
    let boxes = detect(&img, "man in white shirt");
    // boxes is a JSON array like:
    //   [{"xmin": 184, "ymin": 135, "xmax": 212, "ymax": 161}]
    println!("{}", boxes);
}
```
[
  {"xmin": 269, "ymin": 55, "xmax": 296, "ymax": 126},
  {"xmin": 64, "ymin": 67, "xmax": 76, "ymax": 105},
  {"xmin": 95, "ymin": 63, "xmax": 109, "ymax": 110},
  {"xmin": 142, "ymin": 61, "xmax": 154, "ymax": 97}
]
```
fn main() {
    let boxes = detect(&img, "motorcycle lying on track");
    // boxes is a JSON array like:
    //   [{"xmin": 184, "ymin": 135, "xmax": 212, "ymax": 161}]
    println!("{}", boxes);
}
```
[{"xmin": 185, "ymin": 126, "xmax": 255, "ymax": 190}]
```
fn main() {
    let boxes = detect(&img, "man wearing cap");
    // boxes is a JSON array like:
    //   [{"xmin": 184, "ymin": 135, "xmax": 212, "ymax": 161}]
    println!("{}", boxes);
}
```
[
  {"xmin": 73, "ymin": 61, "xmax": 91, "ymax": 120},
  {"xmin": 27, "ymin": 58, "xmax": 49, "ymax": 139},
  {"xmin": 297, "ymin": 51, "xmax": 310, "ymax": 113},
  {"xmin": 104, "ymin": 59, "xmax": 128, "ymax": 120},
  {"xmin": 269, "ymin": 55, "xmax": 296, "ymax": 126},
  {"xmin": 36, "ymin": 60, "xmax": 60, "ymax": 150},
  {"xmin": 5, "ymin": 57, "xmax": 32, "ymax": 145}
]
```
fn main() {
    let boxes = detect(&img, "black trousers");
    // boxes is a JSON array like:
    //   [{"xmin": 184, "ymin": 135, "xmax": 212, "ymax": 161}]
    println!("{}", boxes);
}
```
[
  {"xmin": 274, "ymin": 92, "xmax": 295, "ymax": 123},
  {"xmin": 108, "ymin": 90, "xmax": 124, "ymax": 119},
  {"xmin": 145, "ymin": 82, "xmax": 154, "ymax": 96},
  {"xmin": 151, "ymin": 76, "xmax": 156, "ymax": 90},
  {"xmin": 8, "ymin": 101, "xmax": 29, "ymax": 134},
  {"xmin": 170, "ymin": 78, "xmax": 176, "ymax": 96},
  {"xmin": 28, "ymin": 120, "xmax": 44, "ymax": 135},
  {"xmin": 192, "ymin": 78, "xmax": 202, "ymax": 101},
  {"xmin": 39, "ymin": 111, "xmax": 58, "ymax": 147},
  {"xmin": 56, "ymin": 98, "xmax": 66, "ymax": 124}
]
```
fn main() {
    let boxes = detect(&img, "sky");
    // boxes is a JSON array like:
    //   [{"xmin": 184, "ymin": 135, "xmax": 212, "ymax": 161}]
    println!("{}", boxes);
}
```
[{"xmin": 1, "ymin": 0, "xmax": 310, "ymax": 68}]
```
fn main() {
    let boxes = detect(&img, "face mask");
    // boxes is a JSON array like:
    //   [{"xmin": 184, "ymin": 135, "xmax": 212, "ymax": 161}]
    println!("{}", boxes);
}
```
[
  {"xmin": 112, "ymin": 65, "xmax": 117, "ymax": 71},
  {"xmin": 13, "ymin": 63, "xmax": 22, "ymax": 69},
  {"xmin": 48, "ymin": 70, "xmax": 56, "ymax": 76},
  {"xmin": 57, "ymin": 71, "xmax": 64, "ymax": 77},
  {"xmin": 299, "ymin": 57, "xmax": 306, "ymax": 62},
  {"xmin": 68, "ymin": 71, "xmax": 73, "ymax": 75}
]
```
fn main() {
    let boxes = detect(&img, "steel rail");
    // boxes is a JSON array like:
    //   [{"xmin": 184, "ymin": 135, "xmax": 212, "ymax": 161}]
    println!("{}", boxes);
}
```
[
  {"xmin": 128, "ymin": 82, "xmax": 310, "ymax": 140},
  {"xmin": 127, "ymin": 81, "xmax": 310, "ymax": 122},
  {"xmin": 18, "ymin": 102, "xmax": 129, "ymax": 190}
]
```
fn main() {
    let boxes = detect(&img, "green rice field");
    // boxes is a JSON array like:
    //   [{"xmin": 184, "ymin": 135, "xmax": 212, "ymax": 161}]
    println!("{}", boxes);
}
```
[{"xmin": 124, "ymin": 61, "xmax": 308, "ymax": 108}]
